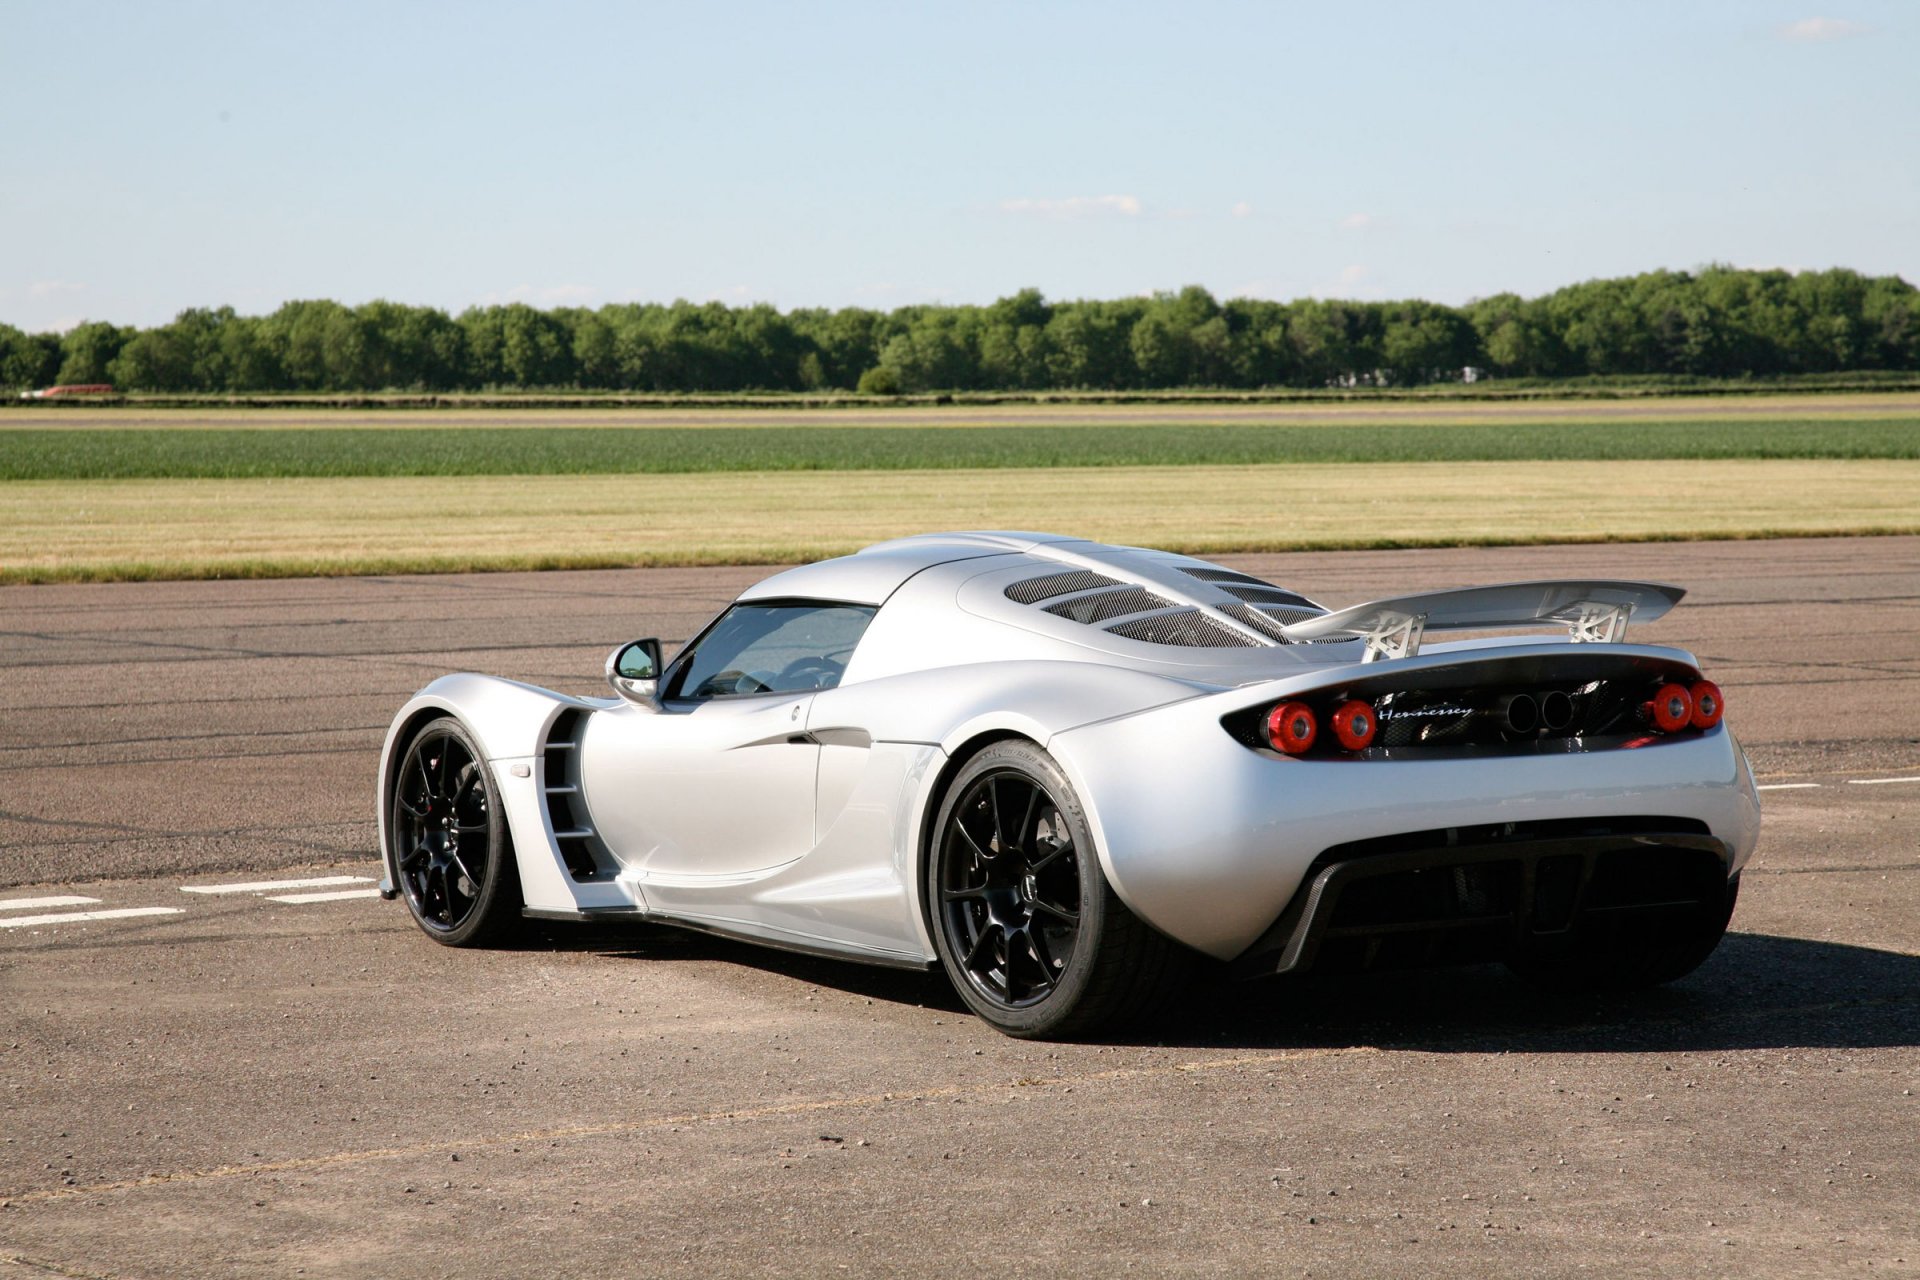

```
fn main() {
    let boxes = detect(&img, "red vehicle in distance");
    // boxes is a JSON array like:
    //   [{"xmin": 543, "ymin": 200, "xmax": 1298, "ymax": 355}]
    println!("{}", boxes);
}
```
[{"xmin": 19, "ymin": 384, "xmax": 116, "ymax": 399}]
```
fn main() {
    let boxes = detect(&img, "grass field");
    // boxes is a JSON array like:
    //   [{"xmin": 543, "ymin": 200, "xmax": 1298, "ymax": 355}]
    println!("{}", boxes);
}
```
[
  {"xmin": 7, "ymin": 391, "xmax": 1918, "ymax": 430},
  {"xmin": 4, "ymin": 460, "xmax": 1915, "ymax": 584},
  {"xmin": 3, "ymin": 396, "xmax": 1914, "ymax": 581},
  {"xmin": 3, "ymin": 418, "xmax": 1918, "ymax": 479}
]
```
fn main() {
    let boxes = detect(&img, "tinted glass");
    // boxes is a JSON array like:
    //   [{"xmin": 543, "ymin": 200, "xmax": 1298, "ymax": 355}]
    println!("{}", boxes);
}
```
[{"xmin": 671, "ymin": 603, "xmax": 876, "ymax": 699}]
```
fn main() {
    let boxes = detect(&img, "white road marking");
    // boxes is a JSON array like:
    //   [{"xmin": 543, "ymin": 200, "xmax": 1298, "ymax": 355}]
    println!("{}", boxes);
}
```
[
  {"xmin": 0, "ymin": 895, "xmax": 102, "ymax": 912},
  {"xmin": 180, "ymin": 876, "xmax": 374, "ymax": 895},
  {"xmin": 1847, "ymin": 776, "xmax": 1920, "ymax": 786},
  {"xmin": 0, "ymin": 907, "xmax": 182, "ymax": 929},
  {"xmin": 264, "ymin": 888, "xmax": 383, "ymax": 905},
  {"xmin": 1756, "ymin": 783, "xmax": 1821, "ymax": 791}
]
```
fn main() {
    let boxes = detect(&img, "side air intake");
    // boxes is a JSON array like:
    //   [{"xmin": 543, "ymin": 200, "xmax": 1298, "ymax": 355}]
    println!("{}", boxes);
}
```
[{"xmin": 542, "ymin": 709, "xmax": 614, "ymax": 881}]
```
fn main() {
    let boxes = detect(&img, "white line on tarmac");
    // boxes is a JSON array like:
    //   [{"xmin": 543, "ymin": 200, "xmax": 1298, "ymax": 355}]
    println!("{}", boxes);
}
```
[
  {"xmin": 0, "ymin": 895, "xmax": 102, "ymax": 912},
  {"xmin": 265, "ymin": 888, "xmax": 383, "ymax": 904},
  {"xmin": 1756, "ymin": 783, "xmax": 1821, "ymax": 791},
  {"xmin": 1847, "ymin": 776, "xmax": 1920, "ymax": 786},
  {"xmin": 180, "ymin": 876, "xmax": 373, "ymax": 895},
  {"xmin": 0, "ymin": 907, "xmax": 183, "ymax": 929}
]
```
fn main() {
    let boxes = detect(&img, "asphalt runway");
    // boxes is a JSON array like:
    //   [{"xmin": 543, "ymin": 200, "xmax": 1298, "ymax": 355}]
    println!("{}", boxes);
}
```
[{"xmin": 3, "ymin": 536, "xmax": 1917, "ymax": 1276}]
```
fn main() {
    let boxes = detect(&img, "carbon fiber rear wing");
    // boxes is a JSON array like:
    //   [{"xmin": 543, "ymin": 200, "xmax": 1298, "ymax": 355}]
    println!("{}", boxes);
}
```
[{"xmin": 1279, "ymin": 579, "xmax": 1686, "ymax": 662}]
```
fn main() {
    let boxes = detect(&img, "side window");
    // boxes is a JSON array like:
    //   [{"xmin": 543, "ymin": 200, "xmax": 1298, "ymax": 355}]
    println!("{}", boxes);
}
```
[{"xmin": 668, "ymin": 602, "xmax": 877, "ymax": 700}]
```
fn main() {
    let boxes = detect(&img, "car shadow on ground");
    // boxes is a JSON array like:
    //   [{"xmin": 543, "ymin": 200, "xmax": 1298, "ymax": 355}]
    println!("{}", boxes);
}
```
[{"xmin": 530, "ymin": 925, "xmax": 1918, "ymax": 1054}]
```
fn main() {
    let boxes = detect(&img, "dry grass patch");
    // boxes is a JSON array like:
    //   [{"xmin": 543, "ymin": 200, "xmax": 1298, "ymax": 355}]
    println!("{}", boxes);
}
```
[{"xmin": 3, "ymin": 459, "xmax": 1916, "ymax": 583}]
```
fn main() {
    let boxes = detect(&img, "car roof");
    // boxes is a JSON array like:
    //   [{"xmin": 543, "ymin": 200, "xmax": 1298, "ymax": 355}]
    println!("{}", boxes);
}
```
[{"xmin": 736, "ymin": 532, "xmax": 1092, "ymax": 606}]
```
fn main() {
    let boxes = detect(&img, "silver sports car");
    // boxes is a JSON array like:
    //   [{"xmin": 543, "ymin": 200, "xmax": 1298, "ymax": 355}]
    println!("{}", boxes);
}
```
[{"xmin": 377, "ymin": 531, "xmax": 1760, "ymax": 1037}]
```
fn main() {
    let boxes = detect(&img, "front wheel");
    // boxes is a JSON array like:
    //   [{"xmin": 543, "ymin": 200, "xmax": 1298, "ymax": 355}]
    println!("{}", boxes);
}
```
[
  {"xmin": 926, "ymin": 740, "xmax": 1190, "ymax": 1038},
  {"xmin": 390, "ymin": 716, "xmax": 521, "ymax": 946}
]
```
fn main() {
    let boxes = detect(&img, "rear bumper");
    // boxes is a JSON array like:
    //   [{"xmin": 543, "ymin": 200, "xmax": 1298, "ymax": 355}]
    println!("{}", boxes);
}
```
[
  {"xmin": 1049, "ymin": 706, "xmax": 1761, "ymax": 961},
  {"xmin": 1228, "ymin": 820, "xmax": 1731, "ymax": 978}
]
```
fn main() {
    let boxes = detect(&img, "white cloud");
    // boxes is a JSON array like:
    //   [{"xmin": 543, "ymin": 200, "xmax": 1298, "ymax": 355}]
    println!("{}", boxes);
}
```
[
  {"xmin": 998, "ymin": 194, "xmax": 1143, "ymax": 219},
  {"xmin": 1230, "ymin": 201, "xmax": 1254, "ymax": 219},
  {"xmin": 28, "ymin": 280, "xmax": 87, "ymax": 299},
  {"xmin": 1778, "ymin": 16, "xmax": 1870, "ymax": 41},
  {"xmin": 1339, "ymin": 264, "xmax": 1370, "ymax": 285},
  {"xmin": 1339, "ymin": 212, "xmax": 1377, "ymax": 230}
]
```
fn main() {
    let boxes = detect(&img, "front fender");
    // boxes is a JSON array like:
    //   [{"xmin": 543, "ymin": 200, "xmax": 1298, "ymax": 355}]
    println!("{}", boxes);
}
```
[{"xmin": 375, "ymin": 675, "xmax": 607, "ymax": 913}]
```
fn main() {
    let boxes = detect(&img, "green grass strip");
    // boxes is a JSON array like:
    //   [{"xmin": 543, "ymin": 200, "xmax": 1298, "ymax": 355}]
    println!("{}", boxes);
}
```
[{"xmin": 4, "ymin": 418, "xmax": 1918, "ymax": 479}]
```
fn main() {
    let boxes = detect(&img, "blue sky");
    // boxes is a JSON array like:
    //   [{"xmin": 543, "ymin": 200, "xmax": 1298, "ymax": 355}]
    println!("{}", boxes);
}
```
[{"xmin": 2, "ymin": 1, "xmax": 1914, "ymax": 331}]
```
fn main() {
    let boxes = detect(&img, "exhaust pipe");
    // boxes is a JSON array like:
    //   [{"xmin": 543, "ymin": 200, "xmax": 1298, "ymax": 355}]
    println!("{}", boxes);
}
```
[
  {"xmin": 1498, "ymin": 693, "xmax": 1539, "ymax": 735},
  {"xmin": 1539, "ymin": 689, "xmax": 1574, "ymax": 733}
]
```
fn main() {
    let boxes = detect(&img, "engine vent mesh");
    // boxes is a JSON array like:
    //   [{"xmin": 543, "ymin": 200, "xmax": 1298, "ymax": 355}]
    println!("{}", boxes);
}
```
[
  {"xmin": 1220, "ymin": 583, "xmax": 1320, "ymax": 609},
  {"xmin": 1253, "ymin": 603, "xmax": 1328, "ymax": 629},
  {"xmin": 1218, "ymin": 603, "xmax": 1296, "ymax": 642},
  {"xmin": 1107, "ymin": 609, "xmax": 1257, "ymax": 648},
  {"xmin": 1178, "ymin": 566, "xmax": 1270, "ymax": 587},
  {"xmin": 1005, "ymin": 570, "xmax": 1123, "ymax": 604},
  {"xmin": 1044, "ymin": 586, "xmax": 1175, "ymax": 624}
]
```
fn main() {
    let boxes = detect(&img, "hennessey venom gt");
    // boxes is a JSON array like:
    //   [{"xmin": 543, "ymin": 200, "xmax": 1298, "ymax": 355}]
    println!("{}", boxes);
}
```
[{"xmin": 377, "ymin": 531, "xmax": 1760, "ymax": 1037}]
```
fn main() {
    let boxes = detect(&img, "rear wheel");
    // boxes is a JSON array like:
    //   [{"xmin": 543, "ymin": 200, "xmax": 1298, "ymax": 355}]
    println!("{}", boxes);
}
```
[
  {"xmin": 391, "ymin": 716, "xmax": 520, "ymax": 946},
  {"xmin": 927, "ymin": 740, "xmax": 1190, "ymax": 1038}
]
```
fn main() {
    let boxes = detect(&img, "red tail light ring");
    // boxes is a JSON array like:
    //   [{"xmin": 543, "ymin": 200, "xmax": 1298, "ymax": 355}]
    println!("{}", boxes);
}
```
[
  {"xmin": 1330, "ymin": 699, "xmax": 1378, "ymax": 752},
  {"xmin": 1266, "ymin": 701, "xmax": 1318, "ymax": 755},
  {"xmin": 1690, "ymin": 680, "xmax": 1724, "ymax": 729},
  {"xmin": 1647, "ymin": 682, "xmax": 1693, "ymax": 733}
]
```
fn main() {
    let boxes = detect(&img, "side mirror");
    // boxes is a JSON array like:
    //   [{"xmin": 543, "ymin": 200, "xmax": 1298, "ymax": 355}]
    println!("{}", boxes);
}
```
[{"xmin": 605, "ymin": 638, "xmax": 665, "ymax": 707}]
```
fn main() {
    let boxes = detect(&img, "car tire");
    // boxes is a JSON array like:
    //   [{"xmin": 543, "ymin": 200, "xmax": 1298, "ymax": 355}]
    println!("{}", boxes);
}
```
[
  {"xmin": 926, "ymin": 740, "xmax": 1191, "ymax": 1038},
  {"xmin": 1510, "ymin": 873, "xmax": 1739, "ymax": 990},
  {"xmin": 390, "ymin": 715, "xmax": 522, "ymax": 947}
]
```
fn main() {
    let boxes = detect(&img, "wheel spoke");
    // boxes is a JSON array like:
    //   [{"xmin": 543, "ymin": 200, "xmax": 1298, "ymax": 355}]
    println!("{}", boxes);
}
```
[
  {"xmin": 1030, "ymin": 898, "xmax": 1079, "ymax": 926},
  {"xmin": 399, "ymin": 837, "xmax": 431, "ymax": 870},
  {"xmin": 1018, "ymin": 786, "xmax": 1040, "ymax": 859},
  {"xmin": 1030, "ymin": 834, "xmax": 1074, "ymax": 874},
  {"xmin": 396, "ymin": 796, "xmax": 427, "ymax": 820},
  {"xmin": 942, "ymin": 885, "xmax": 987, "ymax": 902},
  {"xmin": 951, "ymin": 818, "xmax": 990, "ymax": 868},
  {"xmin": 448, "ymin": 851, "xmax": 480, "ymax": 897},
  {"xmin": 1026, "ymin": 927, "xmax": 1057, "ymax": 983},
  {"xmin": 962, "ymin": 921, "xmax": 998, "ymax": 969},
  {"xmin": 987, "ymin": 777, "xmax": 1006, "ymax": 853}
]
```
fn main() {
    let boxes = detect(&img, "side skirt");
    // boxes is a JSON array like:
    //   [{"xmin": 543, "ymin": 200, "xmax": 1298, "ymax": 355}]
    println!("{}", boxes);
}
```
[{"xmin": 519, "ymin": 905, "xmax": 937, "ymax": 972}]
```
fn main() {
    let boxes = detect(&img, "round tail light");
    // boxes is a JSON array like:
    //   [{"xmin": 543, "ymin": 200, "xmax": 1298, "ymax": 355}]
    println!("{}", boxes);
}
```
[
  {"xmin": 1266, "ymin": 701, "xmax": 1318, "ymax": 755},
  {"xmin": 1690, "ymin": 680, "xmax": 1724, "ymax": 729},
  {"xmin": 1330, "ymin": 699, "xmax": 1377, "ymax": 751},
  {"xmin": 1647, "ymin": 682, "xmax": 1693, "ymax": 733}
]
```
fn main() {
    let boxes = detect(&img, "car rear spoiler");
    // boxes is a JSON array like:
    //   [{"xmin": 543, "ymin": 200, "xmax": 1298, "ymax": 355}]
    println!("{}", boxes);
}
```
[{"xmin": 1280, "ymin": 579, "xmax": 1686, "ymax": 662}]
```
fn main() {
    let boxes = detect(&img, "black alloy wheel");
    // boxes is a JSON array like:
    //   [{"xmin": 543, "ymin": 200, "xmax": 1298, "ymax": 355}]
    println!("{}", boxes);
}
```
[
  {"xmin": 938, "ymin": 768, "xmax": 1084, "ymax": 1009},
  {"xmin": 927, "ymin": 740, "xmax": 1192, "ymax": 1038},
  {"xmin": 391, "ymin": 717, "xmax": 519, "ymax": 946}
]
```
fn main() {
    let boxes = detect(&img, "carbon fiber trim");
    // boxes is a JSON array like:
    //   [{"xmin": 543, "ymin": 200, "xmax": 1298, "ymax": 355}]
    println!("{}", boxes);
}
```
[
  {"xmin": 1178, "ymin": 566, "xmax": 1271, "ymax": 587},
  {"xmin": 1218, "ymin": 603, "xmax": 1296, "ymax": 642},
  {"xmin": 1004, "ymin": 570, "xmax": 1123, "ymax": 604},
  {"xmin": 1220, "ymin": 583, "xmax": 1320, "ymax": 609},
  {"xmin": 1044, "ymin": 586, "xmax": 1176, "ymax": 624},
  {"xmin": 1106, "ymin": 609, "xmax": 1258, "ymax": 648}
]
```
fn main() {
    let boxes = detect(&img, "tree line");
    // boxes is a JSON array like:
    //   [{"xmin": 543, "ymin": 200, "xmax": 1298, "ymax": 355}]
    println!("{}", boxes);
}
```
[{"xmin": 2, "ymin": 266, "xmax": 1915, "ymax": 395}]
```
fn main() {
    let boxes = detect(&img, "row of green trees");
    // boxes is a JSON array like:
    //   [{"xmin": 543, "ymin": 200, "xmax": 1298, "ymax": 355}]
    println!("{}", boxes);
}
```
[{"xmin": 3, "ymin": 267, "xmax": 1915, "ymax": 395}]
